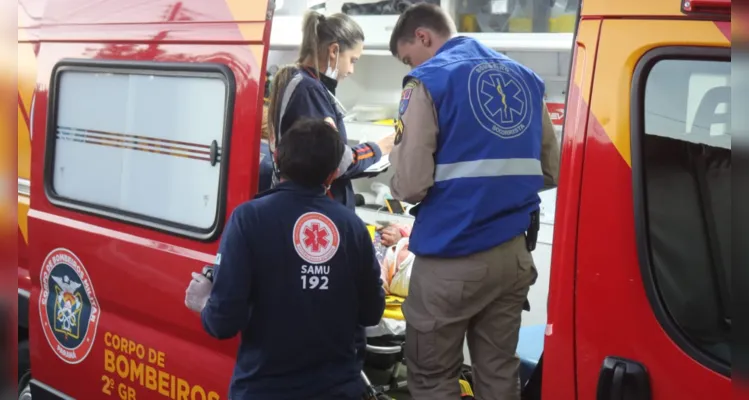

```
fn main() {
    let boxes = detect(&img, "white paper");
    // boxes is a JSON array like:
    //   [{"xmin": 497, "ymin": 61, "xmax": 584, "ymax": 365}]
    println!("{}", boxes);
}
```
[{"xmin": 364, "ymin": 154, "xmax": 390, "ymax": 173}]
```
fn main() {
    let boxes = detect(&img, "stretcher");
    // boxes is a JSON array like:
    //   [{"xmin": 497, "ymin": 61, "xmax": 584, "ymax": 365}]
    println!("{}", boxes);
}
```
[
  {"xmin": 361, "ymin": 296, "xmax": 408, "ymax": 399},
  {"xmin": 361, "ymin": 296, "xmax": 475, "ymax": 400},
  {"xmin": 366, "ymin": 295, "xmax": 407, "ymax": 338}
]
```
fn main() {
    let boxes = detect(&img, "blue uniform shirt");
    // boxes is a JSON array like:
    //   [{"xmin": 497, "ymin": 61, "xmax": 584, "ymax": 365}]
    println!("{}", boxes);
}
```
[
  {"xmin": 258, "ymin": 140, "xmax": 273, "ymax": 193},
  {"xmin": 270, "ymin": 67, "xmax": 383, "ymax": 209},
  {"xmin": 201, "ymin": 181, "xmax": 385, "ymax": 400}
]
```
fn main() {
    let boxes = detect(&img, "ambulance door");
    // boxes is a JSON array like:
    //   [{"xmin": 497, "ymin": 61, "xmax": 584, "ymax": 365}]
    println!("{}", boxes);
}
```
[
  {"xmin": 573, "ymin": 10, "xmax": 731, "ymax": 400},
  {"xmin": 538, "ymin": 15, "xmax": 602, "ymax": 400},
  {"xmin": 26, "ymin": 1, "xmax": 273, "ymax": 398}
]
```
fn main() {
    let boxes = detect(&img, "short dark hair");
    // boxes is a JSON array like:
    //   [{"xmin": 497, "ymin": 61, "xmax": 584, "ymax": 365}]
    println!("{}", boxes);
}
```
[
  {"xmin": 389, "ymin": 3, "xmax": 453, "ymax": 56},
  {"xmin": 276, "ymin": 119, "xmax": 344, "ymax": 187}
]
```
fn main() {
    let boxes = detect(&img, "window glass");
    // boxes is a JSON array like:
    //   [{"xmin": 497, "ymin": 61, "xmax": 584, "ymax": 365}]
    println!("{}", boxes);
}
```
[
  {"xmin": 50, "ymin": 68, "xmax": 229, "ymax": 231},
  {"xmin": 449, "ymin": 0, "xmax": 580, "ymax": 33},
  {"xmin": 645, "ymin": 60, "xmax": 730, "ymax": 149},
  {"xmin": 641, "ymin": 58, "xmax": 730, "ymax": 364}
]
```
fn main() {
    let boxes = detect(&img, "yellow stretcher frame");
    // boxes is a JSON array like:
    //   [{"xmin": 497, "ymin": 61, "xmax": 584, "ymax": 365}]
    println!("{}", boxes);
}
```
[{"xmin": 383, "ymin": 295, "xmax": 405, "ymax": 321}]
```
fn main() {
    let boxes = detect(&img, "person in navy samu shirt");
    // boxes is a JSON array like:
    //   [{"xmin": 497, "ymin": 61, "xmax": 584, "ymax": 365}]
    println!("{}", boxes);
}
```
[{"xmin": 185, "ymin": 119, "xmax": 385, "ymax": 400}]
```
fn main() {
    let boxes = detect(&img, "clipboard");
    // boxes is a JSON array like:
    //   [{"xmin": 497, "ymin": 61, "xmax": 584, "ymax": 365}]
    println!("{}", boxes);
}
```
[{"xmin": 364, "ymin": 154, "xmax": 390, "ymax": 173}]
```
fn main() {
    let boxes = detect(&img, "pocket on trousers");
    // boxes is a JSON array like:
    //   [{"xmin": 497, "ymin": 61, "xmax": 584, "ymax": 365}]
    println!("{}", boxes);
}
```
[
  {"xmin": 516, "ymin": 250, "xmax": 538, "ymax": 287},
  {"xmin": 422, "ymin": 277, "xmax": 464, "ymax": 318},
  {"xmin": 405, "ymin": 317, "xmax": 437, "ymax": 367},
  {"xmin": 428, "ymin": 258, "xmax": 488, "ymax": 316}
]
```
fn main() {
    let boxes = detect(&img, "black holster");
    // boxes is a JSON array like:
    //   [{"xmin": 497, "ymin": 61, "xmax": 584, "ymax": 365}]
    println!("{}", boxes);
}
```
[
  {"xmin": 525, "ymin": 210, "xmax": 540, "ymax": 252},
  {"xmin": 522, "ymin": 210, "xmax": 540, "ymax": 312}
]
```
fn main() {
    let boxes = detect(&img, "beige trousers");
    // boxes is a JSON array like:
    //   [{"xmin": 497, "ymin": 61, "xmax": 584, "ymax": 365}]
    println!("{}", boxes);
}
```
[{"xmin": 403, "ymin": 235, "xmax": 537, "ymax": 400}]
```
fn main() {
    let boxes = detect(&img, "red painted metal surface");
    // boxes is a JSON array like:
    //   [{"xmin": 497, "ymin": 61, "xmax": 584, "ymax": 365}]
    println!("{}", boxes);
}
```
[
  {"xmin": 573, "ymin": 109, "xmax": 731, "ymax": 400},
  {"xmin": 22, "ymin": 0, "xmax": 271, "ymax": 397},
  {"xmin": 541, "ymin": 18, "xmax": 603, "ymax": 399},
  {"xmin": 562, "ymin": 16, "xmax": 732, "ymax": 400},
  {"xmin": 18, "ymin": 227, "xmax": 29, "ymax": 288}
]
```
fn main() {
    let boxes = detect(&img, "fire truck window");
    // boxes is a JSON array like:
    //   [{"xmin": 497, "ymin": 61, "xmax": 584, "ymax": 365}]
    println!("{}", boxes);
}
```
[
  {"xmin": 641, "ymin": 58, "xmax": 730, "ymax": 365},
  {"xmin": 49, "ymin": 68, "xmax": 230, "ymax": 233}
]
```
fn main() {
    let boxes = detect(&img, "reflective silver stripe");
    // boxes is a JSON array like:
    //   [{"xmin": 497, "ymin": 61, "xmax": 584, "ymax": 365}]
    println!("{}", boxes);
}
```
[
  {"xmin": 273, "ymin": 71, "xmax": 355, "ymax": 182},
  {"xmin": 434, "ymin": 158, "xmax": 542, "ymax": 182},
  {"xmin": 276, "ymin": 72, "xmax": 304, "ymax": 147},
  {"xmin": 18, "ymin": 178, "xmax": 30, "ymax": 196},
  {"xmin": 19, "ymin": 288, "xmax": 30, "ymax": 298},
  {"xmin": 270, "ymin": 72, "xmax": 304, "ymax": 188},
  {"xmin": 337, "ymin": 146, "xmax": 354, "ymax": 177}
]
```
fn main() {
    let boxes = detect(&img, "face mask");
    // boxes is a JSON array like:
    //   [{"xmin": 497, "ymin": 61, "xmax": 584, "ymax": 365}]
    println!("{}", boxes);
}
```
[{"xmin": 323, "ymin": 48, "xmax": 339, "ymax": 80}]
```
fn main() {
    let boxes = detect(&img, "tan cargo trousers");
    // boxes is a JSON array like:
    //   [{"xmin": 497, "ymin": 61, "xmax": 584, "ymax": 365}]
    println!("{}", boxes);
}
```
[{"xmin": 402, "ymin": 234, "xmax": 538, "ymax": 400}]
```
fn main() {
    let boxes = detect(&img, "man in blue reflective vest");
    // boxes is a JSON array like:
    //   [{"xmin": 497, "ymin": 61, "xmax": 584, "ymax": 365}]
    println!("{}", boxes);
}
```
[{"xmin": 387, "ymin": 4, "xmax": 560, "ymax": 400}]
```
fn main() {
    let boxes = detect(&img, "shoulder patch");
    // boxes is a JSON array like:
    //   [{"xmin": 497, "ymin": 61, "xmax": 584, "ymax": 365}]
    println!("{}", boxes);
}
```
[
  {"xmin": 398, "ymin": 90, "xmax": 412, "ymax": 116},
  {"xmin": 394, "ymin": 119, "xmax": 404, "ymax": 146},
  {"xmin": 398, "ymin": 80, "xmax": 418, "ymax": 116}
]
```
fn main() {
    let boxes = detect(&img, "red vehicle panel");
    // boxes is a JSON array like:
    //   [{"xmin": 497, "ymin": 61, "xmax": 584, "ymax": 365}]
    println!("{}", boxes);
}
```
[
  {"xmin": 22, "ymin": 1, "xmax": 273, "ymax": 397},
  {"xmin": 550, "ymin": 1, "xmax": 732, "ymax": 397}
]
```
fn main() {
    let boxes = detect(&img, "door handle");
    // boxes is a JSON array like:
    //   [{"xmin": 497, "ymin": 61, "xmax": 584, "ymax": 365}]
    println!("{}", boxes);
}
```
[
  {"xmin": 597, "ymin": 356, "xmax": 651, "ymax": 400},
  {"xmin": 209, "ymin": 140, "xmax": 219, "ymax": 166}
]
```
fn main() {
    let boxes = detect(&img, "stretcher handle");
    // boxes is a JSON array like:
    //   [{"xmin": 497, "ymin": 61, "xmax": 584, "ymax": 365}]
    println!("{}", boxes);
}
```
[{"xmin": 365, "ymin": 344, "xmax": 402, "ymax": 355}]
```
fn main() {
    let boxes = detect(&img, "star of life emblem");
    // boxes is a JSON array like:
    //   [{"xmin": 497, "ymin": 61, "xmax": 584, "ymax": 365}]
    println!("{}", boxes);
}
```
[
  {"xmin": 468, "ymin": 61, "xmax": 536, "ymax": 139},
  {"xmin": 293, "ymin": 212, "xmax": 340, "ymax": 264}
]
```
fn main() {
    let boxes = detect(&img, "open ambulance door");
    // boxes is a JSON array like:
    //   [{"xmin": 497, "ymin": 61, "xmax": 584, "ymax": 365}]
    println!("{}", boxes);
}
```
[
  {"xmin": 520, "ymin": 0, "xmax": 599, "ymax": 398},
  {"xmin": 25, "ymin": 0, "xmax": 274, "ymax": 398},
  {"xmin": 571, "ymin": 0, "xmax": 731, "ymax": 399}
]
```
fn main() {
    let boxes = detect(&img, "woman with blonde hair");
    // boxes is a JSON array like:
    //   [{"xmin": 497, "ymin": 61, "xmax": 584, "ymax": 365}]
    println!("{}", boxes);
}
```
[{"xmin": 267, "ymin": 10, "xmax": 395, "ymax": 208}]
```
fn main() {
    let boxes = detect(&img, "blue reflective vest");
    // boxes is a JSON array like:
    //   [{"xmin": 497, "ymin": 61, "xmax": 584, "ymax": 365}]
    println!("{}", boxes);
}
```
[{"xmin": 406, "ymin": 37, "xmax": 545, "ymax": 258}]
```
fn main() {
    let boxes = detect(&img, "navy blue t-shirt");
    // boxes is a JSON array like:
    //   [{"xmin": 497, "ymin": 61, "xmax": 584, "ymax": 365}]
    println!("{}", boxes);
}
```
[{"xmin": 201, "ymin": 181, "xmax": 386, "ymax": 400}]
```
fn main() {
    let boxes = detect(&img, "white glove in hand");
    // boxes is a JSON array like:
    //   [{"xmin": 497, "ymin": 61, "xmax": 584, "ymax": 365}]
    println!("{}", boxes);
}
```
[{"xmin": 185, "ymin": 272, "xmax": 212, "ymax": 313}]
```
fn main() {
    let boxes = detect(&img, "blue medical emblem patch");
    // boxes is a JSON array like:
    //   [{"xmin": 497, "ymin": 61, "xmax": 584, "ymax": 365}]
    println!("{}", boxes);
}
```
[{"xmin": 467, "ymin": 62, "xmax": 535, "ymax": 139}]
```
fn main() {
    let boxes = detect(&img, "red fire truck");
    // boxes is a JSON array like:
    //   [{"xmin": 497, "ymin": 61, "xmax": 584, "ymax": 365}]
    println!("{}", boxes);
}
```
[{"xmin": 17, "ymin": 0, "xmax": 731, "ymax": 399}]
